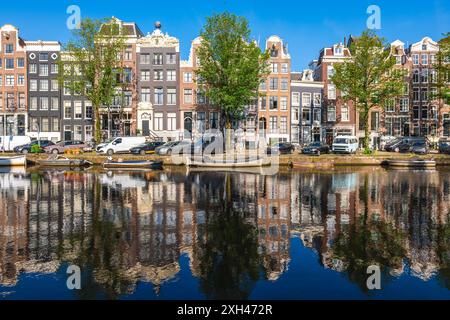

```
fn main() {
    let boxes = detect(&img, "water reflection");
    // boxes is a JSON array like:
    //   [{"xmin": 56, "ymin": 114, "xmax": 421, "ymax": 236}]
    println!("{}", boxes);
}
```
[{"xmin": 0, "ymin": 167, "xmax": 449, "ymax": 299}]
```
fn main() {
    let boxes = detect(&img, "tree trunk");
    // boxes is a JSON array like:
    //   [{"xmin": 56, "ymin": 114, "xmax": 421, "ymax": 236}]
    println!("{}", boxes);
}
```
[
  {"xmin": 94, "ymin": 104, "xmax": 101, "ymax": 143},
  {"xmin": 362, "ymin": 105, "xmax": 370, "ymax": 150},
  {"xmin": 225, "ymin": 116, "xmax": 232, "ymax": 152}
]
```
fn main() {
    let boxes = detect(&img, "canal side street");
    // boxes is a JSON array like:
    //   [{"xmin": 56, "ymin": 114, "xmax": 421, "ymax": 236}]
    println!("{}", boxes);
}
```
[{"xmin": 14, "ymin": 151, "xmax": 450, "ymax": 167}]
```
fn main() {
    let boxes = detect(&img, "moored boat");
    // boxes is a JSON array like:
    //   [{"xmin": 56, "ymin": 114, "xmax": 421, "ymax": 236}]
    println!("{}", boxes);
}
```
[
  {"xmin": 0, "ymin": 155, "xmax": 27, "ymax": 167},
  {"xmin": 103, "ymin": 159, "xmax": 163, "ymax": 170},
  {"xmin": 386, "ymin": 158, "xmax": 436, "ymax": 168},
  {"xmin": 186, "ymin": 156, "xmax": 271, "ymax": 168},
  {"xmin": 38, "ymin": 156, "xmax": 93, "ymax": 167}
]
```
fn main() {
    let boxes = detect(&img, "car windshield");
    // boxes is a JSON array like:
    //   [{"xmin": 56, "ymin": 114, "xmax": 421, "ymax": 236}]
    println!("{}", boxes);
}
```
[{"xmin": 334, "ymin": 138, "xmax": 348, "ymax": 144}]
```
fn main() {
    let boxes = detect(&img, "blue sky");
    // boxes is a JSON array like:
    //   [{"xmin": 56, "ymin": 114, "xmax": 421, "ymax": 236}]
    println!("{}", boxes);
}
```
[{"xmin": 1, "ymin": 0, "xmax": 449, "ymax": 70}]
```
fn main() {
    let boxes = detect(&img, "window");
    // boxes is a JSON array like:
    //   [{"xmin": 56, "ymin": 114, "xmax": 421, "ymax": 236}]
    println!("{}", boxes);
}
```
[
  {"xmin": 40, "ymin": 97, "xmax": 49, "ymax": 110},
  {"xmin": 413, "ymin": 88, "xmax": 420, "ymax": 101},
  {"xmin": 400, "ymin": 98, "xmax": 409, "ymax": 112},
  {"xmin": 413, "ymin": 106, "xmax": 420, "ymax": 120},
  {"xmin": 51, "ymin": 79, "xmax": 59, "ymax": 91},
  {"xmin": 421, "ymin": 88, "xmax": 428, "ymax": 101},
  {"xmin": 64, "ymin": 81, "xmax": 71, "ymax": 95},
  {"xmin": 260, "ymin": 96, "xmax": 267, "ymax": 110},
  {"xmin": 184, "ymin": 89, "xmax": 193, "ymax": 104},
  {"xmin": 341, "ymin": 105, "xmax": 349, "ymax": 121},
  {"xmin": 210, "ymin": 112, "xmax": 219, "ymax": 129},
  {"xmin": 154, "ymin": 69, "xmax": 163, "ymax": 81},
  {"xmin": 17, "ymin": 74, "xmax": 24, "ymax": 85},
  {"xmin": 302, "ymin": 93, "xmax": 311, "ymax": 107},
  {"xmin": 269, "ymin": 78, "xmax": 278, "ymax": 90},
  {"xmin": 154, "ymin": 113, "xmax": 163, "ymax": 131},
  {"xmin": 5, "ymin": 44, "xmax": 13, "ymax": 53},
  {"xmin": 430, "ymin": 69, "xmax": 437, "ymax": 83},
  {"xmin": 29, "ymin": 63, "xmax": 37, "ymax": 73},
  {"xmin": 403, "ymin": 83, "xmax": 409, "ymax": 95},
  {"xmin": 431, "ymin": 87, "xmax": 437, "ymax": 100},
  {"xmin": 413, "ymin": 69, "xmax": 419, "ymax": 83},
  {"xmin": 328, "ymin": 84, "xmax": 336, "ymax": 100},
  {"xmin": 281, "ymin": 78, "xmax": 288, "ymax": 91},
  {"xmin": 167, "ymin": 113, "xmax": 176, "ymax": 131},
  {"xmin": 124, "ymin": 47, "xmax": 132, "ymax": 61},
  {"xmin": 280, "ymin": 96, "xmax": 287, "ymax": 110},
  {"xmin": 386, "ymin": 99, "xmax": 395, "ymax": 112},
  {"xmin": 412, "ymin": 54, "xmax": 419, "ymax": 65},
  {"xmin": 51, "ymin": 97, "xmax": 59, "ymax": 110},
  {"xmin": 183, "ymin": 72, "xmax": 192, "ymax": 83},
  {"xmin": 166, "ymin": 53, "xmax": 176, "ymax": 64},
  {"xmin": 141, "ymin": 88, "xmax": 151, "ymax": 102},
  {"xmin": 140, "ymin": 54, "xmax": 150, "ymax": 64},
  {"xmin": 259, "ymin": 81, "xmax": 267, "ymax": 91},
  {"xmin": 39, "ymin": 53, "xmax": 48, "ymax": 61},
  {"xmin": 85, "ymin": 125, "xmax": 92, "ymax": 140},
  {"xmin": 153, "ymin": 53, "xmax": 163, "ymax": 65},
  {"xmin": 280, "ymin": 117, "xmax": 287, "ymax": 134},
  {"xmin": 167, "ymin": 70, "xmax": 176, "ymax": 81},
  {"xmin": 271, "ymin": 63, "xmax": 278, "ymax": 73},
  {"xmin": 281, "ymin": 63, "xmax": 288, "ymax": 73},
  {"xmin": 39, "ymin": 64, "xmax": 48, "ymax": 76},
  {"xmin": 197, "ymin": 112, "xmax": 206, "ymax": 132},
  {"xmin": 141, "ymin": 70, "xmax": 150, "ymax": 81},
  {"xmin": 421, "ymin": 69, "xmax": 428, "ymax": 83},
  {"xmin": 5, "ymin": 58, "xmax": 14, "ymax": 69},
  {"xmin": 40, "ymin": 118, "xmax": 49, "ymax": 132},
  {"xmin": 40, "ymin": 80, "xmax": 49, "ymax": 91},
  {"xmin": 51, "ymin": 64, "xmax": 58, "ymax": 74},
  {"xmin": 313, "ymin": 108, "xmax": 321, "ymax": 122},
  {"xmin": 302, "ymin": 108, "xmax": 311, "ymax": 124},
  {"xmin": 30, "ymin": 97, "xmax": 38, "ymax": 110},
  {"xmin": 269, "ymin": 96, "xmax": 278, "ymax": 110},
  {"xmin": 270, "ymin": 116, "xmax": 277, "ymax": 133},
  {"xmin": 327, "ymin": 106, "xmax": 336, "ymax": 122},
  {"xmin": 430, "ymin": 54, "xmax": 436, "ymax": 65},
  {"xmin": 327, "ymin": 65, "xmax": 335, "ymax": 78},
  {"xmin": 53, "ymin": 118, "xmax": 60, "ymax": 132},
  {"xmin": 85, "ymin": 102, "xmax": 93, "ymax": 119},
  {"xmin": 18, "ymin": 93, "xmax": 25, "ymax": 109},
  {"xmin": 334, "ymin": 45, "xmax": 343, "ymax": 55},
  {"xmin": 421, "ymin": 54, "xmax": 428, "ymax": 65},
  {"xmin": 64, "ymin": 101, "xmax": 72, "ymax": 119},
  {"xmin": 74, "ymin": 126, "xmax": 82, "ymax": 140},
  {"xmin": 167, "ymin": 88, "xmax": 177, "ymax": 105},
  {"xmin": 292, "ymin": 92, "xmax": 300, "ymax": 106},
  {"xmin": 154, "ymin": 88, "xmax": 164, "ymax": 104},
  {"xmin": 422, "ymin": 107, "xmax": 428, "ymax": 120},
  {"xmin": 314, "ymin": 93, "xmax": 321, "ymax": 106},
  {"xmin": 75, "ymin": 101, "xmax": 82, "ymax": 119},
  {"xmin": 17, "ymin": 58, "xmax": 24, "ymax": 68},
  {"xmin": 6, "ymin": 75, "xmax": 14, "ymax": 86},
  {"xmin": 197, "ymin": 90, "xmax": 205, "ymax": 104}
]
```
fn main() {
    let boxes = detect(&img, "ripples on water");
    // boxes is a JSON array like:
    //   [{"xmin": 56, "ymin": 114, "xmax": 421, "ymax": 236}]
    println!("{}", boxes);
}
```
[{"xmin": 0, "ymin": 167, "xmax": 449, "ymax": 300}]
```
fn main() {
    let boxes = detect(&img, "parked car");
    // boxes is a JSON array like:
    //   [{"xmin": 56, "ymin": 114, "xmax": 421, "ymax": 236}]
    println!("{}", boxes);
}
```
[
  {"xmin": 267, "ymin": 142, "xmax": 296, "ymax": 155},
  {"xmin": 44, "ymin": 140, "xmax": 91, "ymax": 155},
  {"xmin": 130, "ymin": 141, "xmax": 165, "ymax": 155},
  {"xmin": 385, "ymin": 137, "xmax": 427, "ymax": 152},
  {"xmin": 301, "ymin": 142, "xmax": 330, "ymax": 155},
  {"xmin": 398, "ymin": 140, "xmax": 429, "ymax": 154},
  {"xmin": 97, "ymin": 137, "xmax": 146, "ymax": 155},
  {"xmin": 171, "ymin": 140, "xmax": 204, "ymax": 155},
  {"xmin": 0, "ymin": 136, "xmax": 31, "ymax": 152},
  {"xmin": 332, "ymin": 136, "xmax": 359, "ymax": 154},
  {"xmin": 438, "ymin": 138, "xmax": 450, "ymax": 154},
  {"xmin": 384, "ymin": 138, "xmax": 403, "ymax": 152},
  {"xmin": 14, "ymin": 140, "xmax": 54, "ymax": 154},
  {"xmin": 156, "ymin": 141, "xmax": 180, "ymax": 155}
]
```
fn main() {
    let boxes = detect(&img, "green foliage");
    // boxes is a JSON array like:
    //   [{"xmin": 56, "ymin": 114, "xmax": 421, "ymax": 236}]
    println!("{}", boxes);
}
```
[
  {"xmin": 196, "ymin": 13, "xmax": 270, "ymax": 127},
  {"xmin": 362, "ymin": 147, "xmax": 373, "ymax": 155},
  {"xmin": 30, "ymin": 144, "xmax": 42, "ymax": 153},
  {"xmin": 59, "ymin": 18, "xmax": 128, "ymax": 142},
  {"xmin": 331, "ymin": 30, "xmax": 404, "ymax": 149},
  {"xmin": 434, "ymin": 33, "xmax": 450, "ymax": 104}
]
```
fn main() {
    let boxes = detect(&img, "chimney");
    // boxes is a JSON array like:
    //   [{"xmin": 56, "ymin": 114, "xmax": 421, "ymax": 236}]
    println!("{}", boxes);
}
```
[{"xmin": 344, "ymin": 36, "xmax": 347, "ymax": 47}]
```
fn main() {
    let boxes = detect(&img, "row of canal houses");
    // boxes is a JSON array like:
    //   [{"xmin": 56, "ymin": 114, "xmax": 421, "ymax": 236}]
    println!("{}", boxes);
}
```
[{"xmin": 0, "ymin": 18, "xmax": 449, "ymax": 146}]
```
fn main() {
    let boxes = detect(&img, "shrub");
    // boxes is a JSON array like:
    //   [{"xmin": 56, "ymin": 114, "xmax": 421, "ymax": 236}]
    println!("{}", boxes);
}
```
[
  {"xmin": 64, "ymin": 148, "xmax": 84, "ymax": 155},
  {"xmin": 363, "ymin": 147, "xmax": 373, "ymax": 155},
  {"xmin": 30, "ymin": 145, "xmax": 43, "ymax": 153}
]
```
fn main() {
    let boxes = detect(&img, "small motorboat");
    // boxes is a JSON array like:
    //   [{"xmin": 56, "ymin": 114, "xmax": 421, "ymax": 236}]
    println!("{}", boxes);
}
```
[
  {"xmin": 186, "ymin": 155, "xmax": 271, "ymax": 168},
  {"xmin": 386, "ymin": 158, "xmax": 436, "ymax": 168},
  {"xmin": 0, "ymin": 155, "xmax": 27, "ymax": 167},
  {"xmin": 103, "ymin": 157, "xmax": 163, "ymax": 170},
  {"xmin": 38, "ymin": 155, "xmax": 93, "ymax": 167}
]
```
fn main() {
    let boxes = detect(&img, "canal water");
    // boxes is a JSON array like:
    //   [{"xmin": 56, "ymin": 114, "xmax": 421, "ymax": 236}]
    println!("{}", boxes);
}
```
[{"xmin": 0, "ymin": 167, "xmax": 449, "ymax": 300}]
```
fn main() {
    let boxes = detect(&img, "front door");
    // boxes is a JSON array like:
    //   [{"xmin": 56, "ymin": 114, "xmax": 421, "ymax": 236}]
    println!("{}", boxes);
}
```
[
  {"xmin": 184, "ymin": 116, "xmax": 192, "ymax": 139},
  {"xmin": 142, "ymin": 120, "xmax": 150, "ymax": 136},
  {"xmin": 64, "ymin": 130, "xmax": 72, "ymax": 141}
]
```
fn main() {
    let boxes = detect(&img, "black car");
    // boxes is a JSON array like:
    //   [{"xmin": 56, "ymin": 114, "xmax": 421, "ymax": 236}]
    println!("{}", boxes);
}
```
[
  {"xmin": 130, "ymin": 141, "xmax": 165, "ymax": 155},
  {"xmin": 384, "ymin": 138, "xmax": 402, "ymax": 152},
  {"xmin": 438, "ymin": 138, "xmax": 450, "ymax": 154},
  {"xmin": 267, "ymin": 142, "xmax": 295, "ymax": 155},
  {"xmin": 14, "ymin": 140, "xmax": 54, "ymax": 154},
  {"xmin": 302, "ymin": 142, "xmax": 330, "ymax": 155},
  {"xmin": 398, "ymin": 141, "xmax": 429, "ymax": 154},
  {"xmin": 385, "ymin": 137, "xmax": 427, "ymax": 152}
]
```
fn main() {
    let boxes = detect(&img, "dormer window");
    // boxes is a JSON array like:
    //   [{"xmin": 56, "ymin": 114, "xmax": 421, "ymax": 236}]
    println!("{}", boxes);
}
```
[
  {"xmin": 422, "ymin": 44, "xmax": 427, "ymax": 51},
  {"xmin": 270, "ymin": 44, "xmax": 278, "ymax": 57},
  {"xmin": 334, "ymin": 45, "xmax": 343, "ymax": 56}
]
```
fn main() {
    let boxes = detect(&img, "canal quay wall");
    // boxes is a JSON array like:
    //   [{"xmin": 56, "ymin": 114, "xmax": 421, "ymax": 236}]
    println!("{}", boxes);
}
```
[{"xmin": 16, "ymin": 152, "xmax": 450, "ymax": 168}]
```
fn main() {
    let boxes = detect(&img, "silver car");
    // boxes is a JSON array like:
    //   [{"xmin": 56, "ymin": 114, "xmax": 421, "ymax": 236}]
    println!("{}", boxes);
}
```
[{"xmin": 156, "ymin": 141, "xmax": 180, "ymax": 155}]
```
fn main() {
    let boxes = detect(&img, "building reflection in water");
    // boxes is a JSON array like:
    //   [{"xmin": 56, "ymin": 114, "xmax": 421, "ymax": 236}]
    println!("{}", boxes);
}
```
[{"xmin": 0, "ymin": 167, "xmax": 449, "ymax": 297}]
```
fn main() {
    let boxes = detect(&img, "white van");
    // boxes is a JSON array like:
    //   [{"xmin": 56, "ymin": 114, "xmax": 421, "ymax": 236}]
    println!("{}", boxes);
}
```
[
  {"xmin": 97, "ymin": 137, "xmax": 146, "ymax": 155},
  {"xmin": 332, "ymin": 135, "xmax": 359, "ymax": 154},
  {"xmin": 0, "ymin": 136, "xmax": 31, "ymax": 152}
]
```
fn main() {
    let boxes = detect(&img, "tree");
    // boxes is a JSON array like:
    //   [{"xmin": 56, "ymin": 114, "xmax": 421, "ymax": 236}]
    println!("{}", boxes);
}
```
[
  {"xmin": 331, "ymin": 30, "xmax": 404, "ymax": 150},
  {"xmin": 60, "ymin": 18, "xmax": 127, "ymax": 142},
  {"xmin": 435, "ymin": 33, "xmax": 450, "ymax": 104},
  {"xmin": 195, "ymin": 13, "xmax": 270, "ymax": 148}
]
